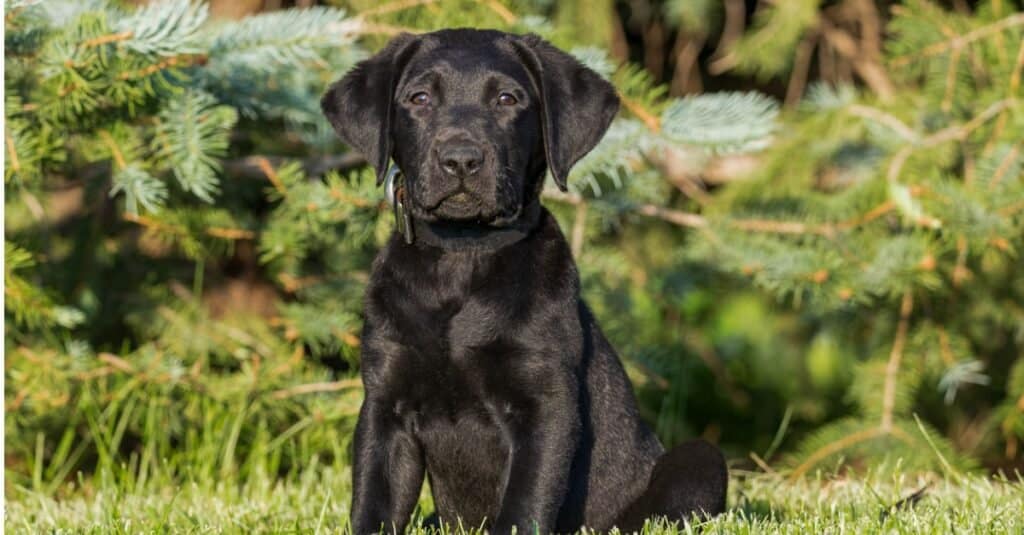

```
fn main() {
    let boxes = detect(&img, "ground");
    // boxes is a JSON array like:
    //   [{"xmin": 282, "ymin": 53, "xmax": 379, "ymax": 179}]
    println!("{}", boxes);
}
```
[{"xmin": 6, "ymin": 466, "xmax": 1023, "ymax": 534}]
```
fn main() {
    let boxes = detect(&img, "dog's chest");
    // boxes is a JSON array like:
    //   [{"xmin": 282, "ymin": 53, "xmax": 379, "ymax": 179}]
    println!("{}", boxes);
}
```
[
  {"xmin": 364, "ymin": 244, "xmax": 562, "ymax": 520},
  {"xmin": 416, "ymin": 399, "xmax": 509, "ymax": 523},
  {"xmin": 397, "ymin": 346, "xmax": 515, "ymax": 524}
]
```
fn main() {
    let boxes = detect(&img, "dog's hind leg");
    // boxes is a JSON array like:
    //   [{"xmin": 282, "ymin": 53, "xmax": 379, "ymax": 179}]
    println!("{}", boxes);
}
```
[{"xmin": 612, "ymin": 439, "xmax": 727, "ymax": 532}]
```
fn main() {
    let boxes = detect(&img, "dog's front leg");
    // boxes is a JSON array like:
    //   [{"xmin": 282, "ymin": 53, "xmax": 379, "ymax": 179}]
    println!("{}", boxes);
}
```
[
  {"xmin": 491, "ymin": 376, "xmax": 579, "ymax": 535},
  {"xmin": 350, "ymin": 396, "xmax": 424, "ymax": 535}
]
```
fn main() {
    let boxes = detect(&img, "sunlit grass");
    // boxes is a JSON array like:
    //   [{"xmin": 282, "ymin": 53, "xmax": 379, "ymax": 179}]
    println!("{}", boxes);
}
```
[{"xmin": 6, "ymin": 465, "xmax": 1023, "ymax": 534}]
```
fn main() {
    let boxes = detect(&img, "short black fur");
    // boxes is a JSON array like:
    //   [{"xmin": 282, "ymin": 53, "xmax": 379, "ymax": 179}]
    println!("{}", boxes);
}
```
[{"xmin": 321, "ymin": 29, "xmax": 727, "ymax": 534}]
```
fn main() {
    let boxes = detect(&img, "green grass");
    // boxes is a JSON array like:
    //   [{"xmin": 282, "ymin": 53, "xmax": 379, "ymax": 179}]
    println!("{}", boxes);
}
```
[{"xmin": 6, "ymin": 466, "xmax": 1023, "ymax": 534}]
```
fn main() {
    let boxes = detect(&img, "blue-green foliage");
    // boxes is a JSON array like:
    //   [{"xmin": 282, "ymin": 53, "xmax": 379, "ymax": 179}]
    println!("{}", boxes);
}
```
[{"xmin": 5, "ymin": 0, "xmax": 1024, "ymax": 501}]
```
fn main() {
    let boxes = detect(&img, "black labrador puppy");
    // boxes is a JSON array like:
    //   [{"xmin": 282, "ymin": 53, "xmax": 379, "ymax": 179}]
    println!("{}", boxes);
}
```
[{"xmin": 321, "ymin": 29, "xmax": 727, "ymax": 534}]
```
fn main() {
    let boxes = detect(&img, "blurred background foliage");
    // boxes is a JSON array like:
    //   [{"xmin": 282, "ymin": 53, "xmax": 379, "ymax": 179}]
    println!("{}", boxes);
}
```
[{"xmin": 4, "ymin": 0, "xmax": 1023, "ymax": 499}]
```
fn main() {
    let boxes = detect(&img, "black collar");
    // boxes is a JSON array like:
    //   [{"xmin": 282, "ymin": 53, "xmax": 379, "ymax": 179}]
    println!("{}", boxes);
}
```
[{"xmin": 412, "ymin": 200, "xmax": 543, "ymax": 251}]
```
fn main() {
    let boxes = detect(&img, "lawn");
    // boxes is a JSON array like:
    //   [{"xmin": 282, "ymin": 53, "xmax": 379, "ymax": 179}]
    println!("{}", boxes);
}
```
[{"xmin": 6, "ymin": 466, "xmax": 1023, "ymax": 534}]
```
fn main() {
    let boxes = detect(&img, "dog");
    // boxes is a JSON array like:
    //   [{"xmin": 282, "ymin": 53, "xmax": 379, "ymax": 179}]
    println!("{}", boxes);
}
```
[{"xmin": 321, "ymin": 29, "xmax": 727, "ymax": 534}]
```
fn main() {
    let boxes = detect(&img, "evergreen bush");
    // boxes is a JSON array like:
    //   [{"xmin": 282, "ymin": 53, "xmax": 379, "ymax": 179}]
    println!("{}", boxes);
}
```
[{"xmin": 4, "ymin": 0, "xmax": 1022, "ymax": 495}]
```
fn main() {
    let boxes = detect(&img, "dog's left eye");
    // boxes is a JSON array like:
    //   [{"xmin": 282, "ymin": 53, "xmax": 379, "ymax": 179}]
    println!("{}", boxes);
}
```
[
  {"xmin": 410, "ymin": 92, "xmax": 431, "ymax": 106},
  {"xmin": 497, "ymin": 93, "xmax": 518, "ymax": 106}
]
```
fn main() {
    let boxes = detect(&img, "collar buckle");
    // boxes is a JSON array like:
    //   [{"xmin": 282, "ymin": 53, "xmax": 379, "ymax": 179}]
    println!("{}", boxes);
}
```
[{"xmin": 385, "ymin": 166, "xmax": 414, "ymax": 244}]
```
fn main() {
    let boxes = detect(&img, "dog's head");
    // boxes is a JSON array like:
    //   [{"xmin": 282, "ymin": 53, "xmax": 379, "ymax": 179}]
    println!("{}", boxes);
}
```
[{"xmin": 321, "ymin": 29, "xmax": 618, "ymax": 225}]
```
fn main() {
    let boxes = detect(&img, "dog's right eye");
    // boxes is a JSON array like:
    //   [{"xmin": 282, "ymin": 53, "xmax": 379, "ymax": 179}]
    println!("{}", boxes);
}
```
[{"xmin": 410, "ymin": 92, "xmax": 431, "ymax": 106}]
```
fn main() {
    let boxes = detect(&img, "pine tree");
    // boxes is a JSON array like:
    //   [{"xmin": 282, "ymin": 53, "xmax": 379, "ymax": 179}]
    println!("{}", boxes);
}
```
[{"xmin": 4, "ymin": 0, "xmax": 1022, "ymax": 492}]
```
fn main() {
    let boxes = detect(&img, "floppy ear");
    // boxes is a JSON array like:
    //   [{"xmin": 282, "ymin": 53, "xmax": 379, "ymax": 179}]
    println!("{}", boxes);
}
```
[
  {"xmin": 321, "ymin": 33, "xmax": 420, "ymax": 185},
  {"xmin": 512, "ymin": 35, "xmax": 620, "ymax": 192}
]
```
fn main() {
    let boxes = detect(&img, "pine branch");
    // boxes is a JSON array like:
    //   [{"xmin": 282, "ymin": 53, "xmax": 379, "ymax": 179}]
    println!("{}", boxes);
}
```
[
  {"xmin": 619, "ymin": 94, "xmax": 661, "ymax": 132},
  {"xmin": 661, "ymin": 92, "xmax": 779, "ymax": 154},
  {"xmin": 357, "ymin": 0, "xmax": 436, "ymax": 18},
  {"xmin": 110, "ymin": 165, "xmax": 166, "ymax": 214},
  {"xmin": 885, "ymin": 99, "xmax": 1014, "ymax": 183},
  {"xmin": 155, "ymin": 90, "xmax": 237, "ymax": 203},
  {"xmin": 269, "ymin": 378, "xmax": 361, "ymax": 400},
  {"xmin": 114, "ymin": 0, "xmax": 207, "ymax": 57},
  {"xmin": 881, "ymin": 291, "xmax": 914, "ymax": 432},
  {"xmin": 847, "ymin": 105, "xmax": 918, "ymax": 142},
  {"xmin": 789, "ymin": 426, "xmax": 887, "ymax": 479},
  {"xmin": 5, "ymin": 126, "xmax": 23, "ymax": 177},
  {"xmin": 890, "ymin": 11, "xmax": 1024, "ymax": 68},
  {"xmin": 819, "ymin": 17, "xmax": 895, "ymax": 101},
  {"xmin": 255, "ymin": 157, "xmax": 288, "ymax": 196},
  {"xmin": 124, "ymin": 213, "xmax": 254, "ymax": 242},
  {"xmin": 545, "ymin": 190, "xmax": 900, "ymax": 236},
  {"xmin": 207, "ymin": 7, "xmax": 354, "ymax": 69}
]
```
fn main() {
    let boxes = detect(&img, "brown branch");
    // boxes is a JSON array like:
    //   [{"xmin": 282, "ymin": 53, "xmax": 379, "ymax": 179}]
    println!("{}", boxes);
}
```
[
  {"xmin": 789, "ymin": 427, "xmax": 886, "ymax": 480},
  {"xmin": 852, "ymin": 0, "xmax": 883, "ymax": 61},
  {"xmin": 990, "ymin": 145, "xmax": 1021, "ymax": 190},
  {"xmin": 881, "ymin": 291, "xmax": 914, "ymax": 433},
  {"xmin": 941, "ymin": 45, "xmax": 964, "ymax": 112},
  {"xmin": 642, "ymin": 19, "xmax": 667, "ymax": 80},
  {"xmin": 118, "ymin": 54, "xmax": 206, "ymax": 80},
  {"xmin": 730, "ymin": 218, "xmax": 814, "ymax": 235},
  {"xmin": 543, "ymin": 190, "xmax": 899, "ymax": 237},
  {"xmin": 953, "ymin": 236, "xmax": 970, "ymax": 287},
  {"xmin": 833, "ymin": 203, "xmax": 896, "ymax": 237},
  {"xmin": 818, "ymin": 37, "xmax": 837, "ymax": 84},
  {"xmin": 785, "ymin": 35, "xmax": 817, "ymax": 108},
  {"xmin": 20, "ymin": 190, "xmax": 45, "ymax": 221},
  {"xmin": 206, "ymin": 227, "xmax": 256, "ymax": 240},
  {"xmin": 81, "ymin": 31, "xmax": 134, "ymax": 48},
  {"xmin": 662, "ymin": 169, "xmax": 713, "ymax": 206},
  {"xmin": 356, "ymin": 22, "xmax": 422, "ymax": 36},
  {"xmin": 708, "ymin": 0, "xmax": 746, "ymax": 74},
  {"xmin": 269, "ymin": 378, "xmax": 362, "ymax": 400},
  {"xmin": 999, "ymin": 199, "xmax": 1024, "ymax": 216},
  {"xmin": 544, "ymin": 189, "xmax": 700, "ymax": 226},
  {"xmin": 929, "ymin": 99, "xmax": 1013, "ymax": 145},
  {"xmin": 670, "ymin": 33, "xmax": 706, "ymax": 96},
  {"xmin": 98, "ymin": 129, "xmax": 127, "ymax": 170},
  {"xmin": 481, "ymin": 0, "xmax": 517, "ymax": 24},
  {"xmin": 679, "ymin": 325, "xmax": 750, "ymax": 408},
  {"xmin": 618, "ymin": 93, "xmax": 661, "ymax": 132},
  {"xmin": 985, "ymin": 40, "xmax": 1024, "ymax": 154},
  {"xmin": 1010, "ymin": 37, "xmax": 1024, "ymax": 95},
  {"xmin": 887, "ymin": 100, "xmax": 1013, "ymax": 183},
  {"xmin": 254, "ymin": 156, "xmax": 287, "ymax": 195},
  {"xmin": 634, "ymin": 203, "xmax": 706, "ymax": 228},
  {"xmin": 5, "ymin": 127, "xmax": 21, "ymax": 174},
  {"xmin": 570, "ymin": 201, "xmax": 587, "ymax": 258},
  {"xmin": 607, "ymin": 7, "xmax": 630, "ymax": 64},
  {"xmin": 328, "ymin": 188, "xmax": 376, "ymax": 208},
  {"xmin": 126, "ymin": 213, "xmax": 253, "ymax": 241},
  {"xmin": 749, "ymin": 452, "xmax": 776, "ymax": 474},
  {"xmin": 223, "ymin": 153, "xmax": 367, "ymax": 180},
  {"xmin": 277, "ymin": 273, "xmax": 323, "ymax": 293},
  {"xmin": 819, "ymin": 18, "xmax": 895, "ymax": 101},
  {"xmin": 358, "ymin": 0, "xmax": 436, "ymax": 17},
  {"xmin": 98, "ymin": 352, "xmax": 136, "ymax": 373},
  {"xmin": 335, "ymin": 329, "xmax": 362, "ymax": 348}
]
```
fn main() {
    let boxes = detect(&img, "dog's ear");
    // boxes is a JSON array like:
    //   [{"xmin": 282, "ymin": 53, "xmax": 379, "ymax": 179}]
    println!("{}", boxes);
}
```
[
  {"xmin": 321, "ymin": 33, "xmax": 420, "ymax": 185},
  {"xmin": 512, "ymin": 35, "xmax": 619, "ymax": 192}
]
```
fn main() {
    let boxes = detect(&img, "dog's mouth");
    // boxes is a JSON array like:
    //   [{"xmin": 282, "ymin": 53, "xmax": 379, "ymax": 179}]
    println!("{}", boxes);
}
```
[
  {"xmin": 413, "ymin": 188, "xmax": 520, "ymax": 225},
  {"xmin": 443, "ymin": 191, "xmax": 473, "ymax": 206},
  {"xmin": 414, "ymin": 187, "xmax": 486, "ymax": 219},
  {"xmin": 421, "ymin": 187, "xmax": 478, "ymax": 211}
]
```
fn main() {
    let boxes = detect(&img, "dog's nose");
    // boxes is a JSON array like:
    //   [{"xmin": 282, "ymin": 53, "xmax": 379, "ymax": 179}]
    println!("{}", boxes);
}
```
[{"xmin": 439, "ymin": 144, "xmax": 484, "ymax": 177}]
